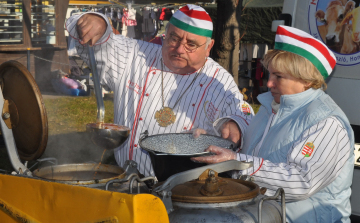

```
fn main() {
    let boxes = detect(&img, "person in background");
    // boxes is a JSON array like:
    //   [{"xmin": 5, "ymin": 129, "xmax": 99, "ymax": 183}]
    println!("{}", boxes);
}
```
[
  {"xmin": 193, "ymin": 25, "xmax": 354, "ymax": 223},
  {"xmin": 44, "ymin": 19, "xmax": 55, "ymax": 33},
  {"xmin": 65, "ymin": 5, "xmax": 253, "ymax": 177},
  {"xmin": 149, "ymin": 33, "xmax": 165, "ymax": 45}
]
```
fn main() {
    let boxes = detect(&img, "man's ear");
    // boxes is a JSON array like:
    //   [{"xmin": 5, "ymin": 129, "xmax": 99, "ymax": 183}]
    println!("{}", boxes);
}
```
[{"xmin": 206, "ymin": 39, "xmax": 215, "ymax": 57}]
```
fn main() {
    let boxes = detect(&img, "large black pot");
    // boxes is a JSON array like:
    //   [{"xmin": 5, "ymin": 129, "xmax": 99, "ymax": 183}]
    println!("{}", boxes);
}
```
[{"xmin": 139, "ymin": 131, "xmax": 235, "ymax": 182}]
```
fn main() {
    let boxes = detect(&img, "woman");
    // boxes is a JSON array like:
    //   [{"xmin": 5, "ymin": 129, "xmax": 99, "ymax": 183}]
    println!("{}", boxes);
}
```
[{"xmin": 193, "ymin": 25, "xmax": 354, "ymax": 223}]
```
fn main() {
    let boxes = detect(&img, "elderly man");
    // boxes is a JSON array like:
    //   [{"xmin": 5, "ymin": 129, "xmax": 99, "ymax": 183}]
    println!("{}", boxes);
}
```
[
  {"xmin": 66, "ymin": 5, "xmax": 253, "ymax": 177},
  {"xmin": 193, "ymin": 25, "xmax": 354, "ymax": 222}
]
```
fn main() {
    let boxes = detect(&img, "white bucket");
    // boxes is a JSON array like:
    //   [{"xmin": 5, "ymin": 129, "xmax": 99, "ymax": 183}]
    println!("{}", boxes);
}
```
[{"xmin": 46, "ymin": 31, "xmax": 56, "ymax": 44}]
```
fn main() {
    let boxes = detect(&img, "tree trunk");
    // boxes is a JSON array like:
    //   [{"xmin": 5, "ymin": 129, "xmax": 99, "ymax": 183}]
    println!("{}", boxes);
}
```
[{"xmin": 212, "ymin": 0, "xmax": 242, "ymax": 86}]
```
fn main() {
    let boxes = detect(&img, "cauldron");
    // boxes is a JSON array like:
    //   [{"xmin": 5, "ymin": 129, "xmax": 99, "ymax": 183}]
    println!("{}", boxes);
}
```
[
  {"xmin": 152, "ymin": 160, "xmax": 286, "ymax": 223},
  {"xmin": 32, "ymin": 160, "xmax": 153, "ymax": 193}
]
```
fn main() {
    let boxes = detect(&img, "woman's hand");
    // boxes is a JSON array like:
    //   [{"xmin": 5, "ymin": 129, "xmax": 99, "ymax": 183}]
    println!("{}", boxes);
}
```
[
  {"xmin": 190, "ymin": 128, "xmax": 207, "ymax": 139},
  {"xmin": 191, "ymin": 146, "xmax": 237, "ymax": 164},
  {"xmin": 220, "ymin": 120, "xmax": 241, "ymax": 146}
]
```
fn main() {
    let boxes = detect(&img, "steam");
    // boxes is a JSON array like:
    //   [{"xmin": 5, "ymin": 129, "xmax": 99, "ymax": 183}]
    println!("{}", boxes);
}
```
[{"xmin": 42, "ymin": 131, "xmax": 116, "ymax": 165}]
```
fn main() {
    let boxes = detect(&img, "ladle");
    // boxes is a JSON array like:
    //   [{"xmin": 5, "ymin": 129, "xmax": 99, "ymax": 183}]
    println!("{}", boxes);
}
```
[{"xmin": 86, "ymin": 45, "xmax": 130, "ymax": 150}]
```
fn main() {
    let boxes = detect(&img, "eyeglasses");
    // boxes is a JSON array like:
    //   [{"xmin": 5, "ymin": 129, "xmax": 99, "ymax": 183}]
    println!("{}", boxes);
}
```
[{"xmin": 166, "ymin": 34, "xmax": 206, "ymax": 53}]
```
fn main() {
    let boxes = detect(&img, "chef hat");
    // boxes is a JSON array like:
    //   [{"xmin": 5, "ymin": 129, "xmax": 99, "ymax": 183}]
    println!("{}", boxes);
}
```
[
  {"xmin": 274, "ymin": 25, "xmax": 336, "ymax": 79},
  {"xmin": 169, "ymin": 4, "xmax": 213, "ymax": 38}
]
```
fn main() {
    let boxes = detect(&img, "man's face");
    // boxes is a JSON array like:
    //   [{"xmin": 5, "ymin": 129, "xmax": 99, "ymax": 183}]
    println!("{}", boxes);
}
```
[
  {"xmin": 267, "ymin": 63, "xmax": 309, "ymax": 103},
  {"xmin": 162, "ymin": 24, "xmax": 214, "ymax": 74}
]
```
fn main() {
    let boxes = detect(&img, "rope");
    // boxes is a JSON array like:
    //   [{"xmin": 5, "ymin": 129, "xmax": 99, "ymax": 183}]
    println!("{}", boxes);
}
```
[
  {"xmin": 33, "ymin": 55, "xmax": 72, "ymax": 66},
  {"xmin": 11, "ymin": 55, "xmax": 27, "ymax": 61}
]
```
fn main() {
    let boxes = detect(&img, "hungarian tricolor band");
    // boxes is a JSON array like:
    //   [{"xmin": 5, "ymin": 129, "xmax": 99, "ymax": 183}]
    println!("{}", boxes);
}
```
[
  {"xmin": 274, "ymin": 25, "xmax": 336, "ymax": 79},
  {"xmin": 169, "ymin": 4, "xmax": 213, "ymax": 38}
]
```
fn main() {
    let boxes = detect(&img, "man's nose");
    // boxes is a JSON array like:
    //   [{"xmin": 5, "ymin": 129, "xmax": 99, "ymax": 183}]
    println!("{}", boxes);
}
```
[{"xmin": 175, "ymin": 42, "xmax": 187, "ymax": 54}]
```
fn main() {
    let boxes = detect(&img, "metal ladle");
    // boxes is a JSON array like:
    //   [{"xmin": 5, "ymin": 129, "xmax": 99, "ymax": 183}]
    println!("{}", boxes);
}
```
[{"xmin": 86, "ymin": 45, "xmax": 130, "ymax": 150}]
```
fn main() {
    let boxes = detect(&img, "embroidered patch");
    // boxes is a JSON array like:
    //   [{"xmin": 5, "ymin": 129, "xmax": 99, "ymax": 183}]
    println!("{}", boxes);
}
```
[
  {"xmin": 241, "ymin": 103, "xmax": 251, "ymax": 115},
  {"xmin": 302, "ymin": 142, "xmax": 315, "ymax": 157},
  {"xmin": 126, "ymin": 80, "xmax": 143, "ymax": 95},
  {"xmin": 203, "ymin": 101, "xmax": 219, "ymax": 123}
]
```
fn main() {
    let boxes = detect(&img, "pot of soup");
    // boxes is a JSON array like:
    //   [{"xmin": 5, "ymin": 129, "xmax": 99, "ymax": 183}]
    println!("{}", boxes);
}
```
[
  {"xmin": 32, "ymin": 160, "xmax": 152, "ymax": 193},
  {"xmin": 139, "ymin": 131, "xmax": 236, "ymax": 182}
]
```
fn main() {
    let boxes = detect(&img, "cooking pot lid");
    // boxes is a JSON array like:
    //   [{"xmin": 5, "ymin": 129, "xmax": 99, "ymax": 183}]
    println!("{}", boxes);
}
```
[
  {"xmin": 139, "ymin": 133, "xmax": 235, "ymax": 156},
  {"xmin": 0, "ymin": 61, "xmax": 48, "ymax": 161},
  {"xmin": 171, "ymin": 170, "xmax": 260, "ymax": 203}
]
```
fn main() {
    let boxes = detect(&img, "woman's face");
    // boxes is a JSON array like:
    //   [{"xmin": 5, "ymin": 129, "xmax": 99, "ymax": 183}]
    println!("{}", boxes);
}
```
[{"xmin": 267, "ymin": 63, "xmax": 309, "ymax": 103}]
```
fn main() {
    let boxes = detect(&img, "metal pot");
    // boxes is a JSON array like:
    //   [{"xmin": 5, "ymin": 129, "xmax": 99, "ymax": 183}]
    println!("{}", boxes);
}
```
[
  {"xmin": 32, "ymin": 160, "xmax": 153, "ymax": 193},
  {"xmin": 152, "ymin": 160, "xmax": 286, "ymax": 223},
  {"xmin": 139, "ymin": 131, "xmax": 235, "ymax": 182},
  {"xmin": 32, "ymin": 163, "xmax": 125, "ymax": 186}
]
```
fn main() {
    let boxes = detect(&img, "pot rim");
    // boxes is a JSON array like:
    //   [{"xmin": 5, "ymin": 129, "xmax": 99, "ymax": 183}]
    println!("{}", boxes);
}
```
[
  {"xmin": 32, "ymin": 163, "xmax": 126, "ymax": 186},
  {"xmin": 139, "ymin": 133, "xmax": 234, "ymax": 156}
]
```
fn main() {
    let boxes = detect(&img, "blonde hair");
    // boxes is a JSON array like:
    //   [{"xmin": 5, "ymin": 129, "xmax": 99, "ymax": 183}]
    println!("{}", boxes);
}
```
[{"xmin": 261, "ymin": 50, "xmax": 327, "ymax": 90}]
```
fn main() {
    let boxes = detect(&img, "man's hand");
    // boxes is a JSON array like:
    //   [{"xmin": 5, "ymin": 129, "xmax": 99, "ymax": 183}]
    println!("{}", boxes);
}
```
[
  {"xmin": 220, "ymin": 120, "xmax": 241, "ymax": 146},
  {"xmin": 77, "ymin": 14, "xmax": 107, "ymax": 46},
  {"xmin": 191, "ymin": 146, "xmax": 237, "ymax": 164}
]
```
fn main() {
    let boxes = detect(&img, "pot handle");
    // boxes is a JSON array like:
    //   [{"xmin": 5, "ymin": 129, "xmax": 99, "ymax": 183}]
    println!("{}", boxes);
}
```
[
  {"xmin": 139, "ymin": 130, "xmax": 149, "ymax": 141},
  {"xmin": 139, "ymin": 131, "xmax": 169, "ymax": 156},
  {"xmin": 139, "ymin": 130, "xmax": 149, "ymax": 151},
  {"xmin": 152, "ymin": 160, "xmax": 253, "ymax": 213},
  {"xmin": 154, "ymin": 160, "xmax": 253, "ymax": 192}
]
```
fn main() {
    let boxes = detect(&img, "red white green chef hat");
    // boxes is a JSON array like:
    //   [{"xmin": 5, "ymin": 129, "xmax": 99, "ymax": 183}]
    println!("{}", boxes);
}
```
[
  {"xmin": 169, "ymin": 4, "xmax": 213, "ymax": 38},
  {"xmin": 275, "ymin": 25, "xmax": 336, "ymax": 79}
]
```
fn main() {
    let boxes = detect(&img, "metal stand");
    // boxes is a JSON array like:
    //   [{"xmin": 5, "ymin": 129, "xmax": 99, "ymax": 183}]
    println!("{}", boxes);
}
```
[
  {"xmin": 258, "ymin": 188, "xmax": 286, "ymax": 223},
  {"xmin": 105, "ymin": 160, "xmax": 157, "ymax": 193}
]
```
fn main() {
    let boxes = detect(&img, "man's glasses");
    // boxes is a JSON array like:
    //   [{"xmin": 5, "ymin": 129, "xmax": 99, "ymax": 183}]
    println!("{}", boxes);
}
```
[{"xmin": 166, "ymin": 34, "xmax": 206, "ymax": 53}]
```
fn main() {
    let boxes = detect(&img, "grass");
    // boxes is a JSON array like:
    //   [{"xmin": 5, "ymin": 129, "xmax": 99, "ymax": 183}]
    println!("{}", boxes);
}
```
[
  {"xmin": 45, "ymin": 95, "xmax": 114, "ymax": 135},
  {"xmin": 251, "ymin": 103, "xmax": 261, "ymax": 114},
  {"xmin": 44, "ymin": 97, "xmax": 260, "ymax": 135}
]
